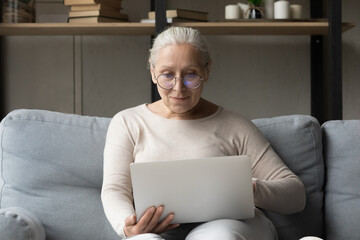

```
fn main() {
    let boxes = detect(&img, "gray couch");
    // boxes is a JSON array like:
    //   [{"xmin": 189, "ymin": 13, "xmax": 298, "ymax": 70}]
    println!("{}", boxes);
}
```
[{"xmin": 0, "ymin": 109, "xmax": 359, "ymax": 240}]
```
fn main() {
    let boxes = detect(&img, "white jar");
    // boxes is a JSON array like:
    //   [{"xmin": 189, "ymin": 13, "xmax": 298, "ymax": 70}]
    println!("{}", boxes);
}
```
[
  {"xmin": 225, "ymin": 4, "xmax": 241, "ymax": 19},
  {"xmin": 274, "ymin": 0, "xmax": 290, "ymax": 19}
]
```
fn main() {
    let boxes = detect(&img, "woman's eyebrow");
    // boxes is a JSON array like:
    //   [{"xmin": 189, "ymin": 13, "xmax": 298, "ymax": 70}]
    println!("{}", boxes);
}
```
[{"xmin": 158, "ymin": 64, "xmax": 201, "ymax": 70}]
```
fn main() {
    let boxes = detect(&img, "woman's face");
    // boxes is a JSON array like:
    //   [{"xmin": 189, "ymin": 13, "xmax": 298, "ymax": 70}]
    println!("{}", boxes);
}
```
[{"xmin": 150, "ymin": 43, "xmax": 209, "ymax": 117}]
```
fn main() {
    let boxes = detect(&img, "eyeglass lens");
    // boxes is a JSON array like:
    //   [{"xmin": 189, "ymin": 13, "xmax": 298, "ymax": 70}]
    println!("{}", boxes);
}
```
[{"xmin": 157, "ymin": 73, "xmax": 201, "ymax": 89}]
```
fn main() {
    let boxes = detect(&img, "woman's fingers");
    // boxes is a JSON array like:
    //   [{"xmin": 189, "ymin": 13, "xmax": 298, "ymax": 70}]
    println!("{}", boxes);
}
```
[
  {"xmin": 124, "ymin": 207, "xmax": 155, "ymax": 236},
  {"xmin": 137, "ymin": 206, "xmax": 156, "ymax": 231},
  {"xmin": 153, "ymin": 213, "xmax": 178, "ymax": 233},
  {"xmin": 125, "ymin": 215, "xmax": 137, "ymax": 226},
  {"xmin": 123, "ymin": 206, "xmax": 179, "ymax": 237},
  {"xmin": 124, "ymin": 215, "xmax": 137, "ymax": 237},
  {"xmin": 144, "ymin": 206, "xmax": 165, "ymax": 232}
]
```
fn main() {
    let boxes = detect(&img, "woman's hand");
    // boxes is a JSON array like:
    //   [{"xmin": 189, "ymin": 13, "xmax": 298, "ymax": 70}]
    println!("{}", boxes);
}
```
[{"xmin": 123, "ymin": 206, "xmax": 179, "ymax": 237}]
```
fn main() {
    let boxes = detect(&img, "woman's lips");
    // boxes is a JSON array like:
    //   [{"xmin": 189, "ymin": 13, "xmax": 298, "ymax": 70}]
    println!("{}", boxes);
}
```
[{"xmin": 171, "ymin": 96, "xmax": 189, "ymax": 101}]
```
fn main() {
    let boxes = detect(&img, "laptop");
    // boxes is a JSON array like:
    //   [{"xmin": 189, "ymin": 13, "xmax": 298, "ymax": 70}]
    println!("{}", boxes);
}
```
[{"xmin": 130, "ymin": 155, "xmax": 255, "ymax": 224}]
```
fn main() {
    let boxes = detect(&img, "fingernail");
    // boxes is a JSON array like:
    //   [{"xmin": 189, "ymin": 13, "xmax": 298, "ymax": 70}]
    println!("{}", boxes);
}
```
[{"xmin": 150, "ymin": 207, "xmax": 155, "ymax": 213}]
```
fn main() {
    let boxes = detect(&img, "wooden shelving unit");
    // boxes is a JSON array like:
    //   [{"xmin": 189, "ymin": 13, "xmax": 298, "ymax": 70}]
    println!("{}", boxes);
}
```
[
  {"xmin": 0, "ymin": 21, "xmax": 354, "ymax": 36},
  {"xmin": 0, "ymin": 0, "xmax": 356, "ymax": 122}
]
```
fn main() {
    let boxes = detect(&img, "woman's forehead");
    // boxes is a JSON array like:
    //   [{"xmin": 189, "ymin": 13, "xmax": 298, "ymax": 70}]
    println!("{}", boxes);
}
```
[{"xmin": 155, "ymin": 44, "xmax": 203, "ymax": 68}]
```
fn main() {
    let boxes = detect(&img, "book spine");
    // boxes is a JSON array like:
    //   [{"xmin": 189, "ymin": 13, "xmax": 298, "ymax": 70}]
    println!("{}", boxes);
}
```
[
  {"xmin": 148, "ymin": 10, "xmax": 207, "ymax": 21},
  {"xmin": 64, "ymin": 0, "xmax": 96, "ymax": 6}
]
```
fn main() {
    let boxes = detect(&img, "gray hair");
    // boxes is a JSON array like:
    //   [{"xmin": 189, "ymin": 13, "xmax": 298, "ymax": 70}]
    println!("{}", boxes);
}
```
[{"xmin": 148, "ymin": 27, "xmax": 211, "ymax": 68}]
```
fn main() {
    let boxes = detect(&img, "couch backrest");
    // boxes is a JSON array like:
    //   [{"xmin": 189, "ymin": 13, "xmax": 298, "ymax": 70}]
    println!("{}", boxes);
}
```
[
  {"xmin": 1, "ymin": 110, "xmax": 325, "ymax": 240},
  {"xmin": 253, "ymin": 115, "xmax": 324, "ymax": 240},
  {"xmin": 0, "ymin": 109, "xmax": 118, "ymax": 240},
  {"xmin": 322, "ymin": 120, "xmax": 360, "ymax": 240}
]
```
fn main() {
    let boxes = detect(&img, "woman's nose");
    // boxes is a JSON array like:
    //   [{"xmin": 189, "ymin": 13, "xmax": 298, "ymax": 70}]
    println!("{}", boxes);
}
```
[{"xmin": 172, "ymin": 77, "xmax": 186, "ymax": 91}]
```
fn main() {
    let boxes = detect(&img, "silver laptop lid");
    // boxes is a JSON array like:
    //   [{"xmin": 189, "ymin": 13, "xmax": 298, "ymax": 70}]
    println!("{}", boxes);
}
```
[{"xmin": 130, "ymin": 155, "xmax": 255, "ymax": 224}]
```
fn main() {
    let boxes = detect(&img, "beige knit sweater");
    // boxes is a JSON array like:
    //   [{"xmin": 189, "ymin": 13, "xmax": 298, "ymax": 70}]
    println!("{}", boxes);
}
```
[{"xmin": 101, "ymin": 104, "xmax": 306, "ymax": 237}]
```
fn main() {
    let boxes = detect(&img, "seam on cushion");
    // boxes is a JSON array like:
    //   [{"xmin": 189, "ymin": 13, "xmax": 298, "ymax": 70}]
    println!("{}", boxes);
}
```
[
  {"xmin": 306, "ymin": 119, "xmax": 326, "ymax": 236},
  {"xmin": 306, "ymin": 120, "xmax": 322, "ymax": 198},
  {"xmin": 321, "ymin": 124, "xmax": 332, "ymax": 238},
  {"xmin": 0, "ymin": 117, "xmax": 8, "ymax": 208},
  {"xmin": 7, "ymin": 117, "xmax": 108, "ymax": 133}
]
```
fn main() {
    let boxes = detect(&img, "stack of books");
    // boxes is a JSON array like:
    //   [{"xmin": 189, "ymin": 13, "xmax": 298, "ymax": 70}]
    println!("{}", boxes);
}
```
[
  {"xmin": 2, "ymin": 0, "xmax": 36, "ymax": 23},
  {"xmin": 65, "ymin": 0, "xmax": 128, "ymax": 23},
  {"xmin": 140, "ymin": 9, "xmax": 208, "ymax": 23}
]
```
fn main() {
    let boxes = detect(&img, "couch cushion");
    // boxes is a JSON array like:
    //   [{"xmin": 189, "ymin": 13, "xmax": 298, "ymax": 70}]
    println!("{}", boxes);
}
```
[
  {"xmin": 322, "ymin": 120, "xmax": 360, "ymax": 240},
  {"xmin": 252, "ymin": 115, "xmax": 324, "ymax": 240},
  {"xmin": 0, "ymin": 207, "xmax": 46, "ymax": 240},
  {"xmin": 0, "ymin": 109, "xmax": 119, "ymax": 240}
]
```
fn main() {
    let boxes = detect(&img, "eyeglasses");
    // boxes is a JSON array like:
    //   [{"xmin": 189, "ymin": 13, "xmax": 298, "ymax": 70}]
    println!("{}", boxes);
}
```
[{"xmin": 154, "ymin": 72, "xmax": 203, "ymax": 90}]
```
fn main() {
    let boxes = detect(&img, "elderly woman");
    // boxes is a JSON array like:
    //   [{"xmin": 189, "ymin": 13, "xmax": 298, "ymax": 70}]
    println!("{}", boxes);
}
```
[{"xmin": 101, "ymin": 27, "xmax": 306, "ymax": 240}]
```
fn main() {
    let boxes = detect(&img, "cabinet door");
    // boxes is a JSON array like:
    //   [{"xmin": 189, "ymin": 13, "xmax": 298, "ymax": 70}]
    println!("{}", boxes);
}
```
[{"xmin": 3, "ymin": 36, "xmax": 74, "ymax": 114}]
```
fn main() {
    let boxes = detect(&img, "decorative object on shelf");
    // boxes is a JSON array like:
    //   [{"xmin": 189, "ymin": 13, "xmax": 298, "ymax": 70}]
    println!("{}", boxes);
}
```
[
  {"xmin": 64, "ymin": 0, "xmax": 121, "ymax": 8},
  {"xmin": 264, "ymin": 0, "xmax": 274, "ymax": 19},
  {"xmin": 148, "ymin": 9, "xmax": 208, "ymax": 22},
  {"xmin": 140, "ymin": 17, "xmax": 198, "ymax": 23},
  {"xmin": 64, "ymin": 0, "xmax": 127, "ymax": 23},
  {"xmin": 143, "ymin": 9, "xmax": 208, "ymax": 23},
  {"xmin": 246, "ymin": 0, "xmax": 264, "ymax": 19},
  {"xmin": 2, "ymin": 0, "xmax": 35, "ymax": 22},
  {"xmin": 274, "ymin": 0, "xmax": 289, "ymax": 19},
  {"xmin": 290, "ymin": 4, "xmax": 302, "ymax": 19},
  {"xmin": 69, "ymin": 16, "xmax": 127, "ymax": 23},
  {"xmin": 237, "ymin": 3, "xmax": 249, "ymax": 19},
  {"xmin": 299, "ymin": 237, "xmax": 324, "ymax": 240},
  {"xmin": 225, "ymin": 4, "xmax": 241, "ymax": 20}
]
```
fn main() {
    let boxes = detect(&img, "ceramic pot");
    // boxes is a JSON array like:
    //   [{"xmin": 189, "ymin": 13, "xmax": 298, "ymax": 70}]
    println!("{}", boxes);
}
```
[{"xmin": 249, "ymin": 8, "xmax": 262, "ymax": 19}]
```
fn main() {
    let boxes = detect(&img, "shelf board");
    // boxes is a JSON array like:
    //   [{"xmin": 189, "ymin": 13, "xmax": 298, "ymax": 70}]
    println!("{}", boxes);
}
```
[
  {"xmin": 0, "ymin": 22, "xmax": 156, "ymax": 36},
  {"xmin": 0, "ymin": 21, "xmax": 355, "ymax": 36},
  {"xmin": 174, "ymin": 21, "xmax": 355, "ymax": 35}
]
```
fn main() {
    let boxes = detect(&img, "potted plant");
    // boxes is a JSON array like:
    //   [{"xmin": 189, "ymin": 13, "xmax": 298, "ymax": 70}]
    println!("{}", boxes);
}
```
[{"xmin": 247, "ymin": 0, "xmax": 264, "ymax": 19}]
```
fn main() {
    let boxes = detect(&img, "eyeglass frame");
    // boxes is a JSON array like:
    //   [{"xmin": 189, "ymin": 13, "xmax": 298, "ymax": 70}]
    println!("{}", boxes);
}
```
[{"xmin": 153, "ymin": 71, "xmax": 204, "ymax": 90}]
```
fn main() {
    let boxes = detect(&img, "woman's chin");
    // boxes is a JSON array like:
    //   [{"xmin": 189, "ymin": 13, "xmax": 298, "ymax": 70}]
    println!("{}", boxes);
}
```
[{"xmin": 169, "ymin": 106, "xmax": 192, "ymax": 114}]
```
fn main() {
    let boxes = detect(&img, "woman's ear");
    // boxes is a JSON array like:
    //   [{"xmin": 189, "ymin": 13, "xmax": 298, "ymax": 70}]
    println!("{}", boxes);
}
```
[
  {"xmin": 149, "ymin": 62, "xmax": 157, "ymax": 84},
  {"xmin": 203, "ymin": 60, "xmax": 212, "ymax": 82}
]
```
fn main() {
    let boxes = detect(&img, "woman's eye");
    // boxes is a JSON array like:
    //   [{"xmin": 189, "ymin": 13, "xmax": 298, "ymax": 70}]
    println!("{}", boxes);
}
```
[
  {"xmin": 162, "ymin": 73, "xmax": 174, "ymax": 79},
  {"xmin": 185, "ymin": 73, "xmax": 198, "ymax": 79}
]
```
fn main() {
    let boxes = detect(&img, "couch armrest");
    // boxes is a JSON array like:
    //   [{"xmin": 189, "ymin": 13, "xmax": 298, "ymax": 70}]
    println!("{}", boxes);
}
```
[{"xmin": 0, "ymin": 207, "xmax": 46, "ymax": 240}]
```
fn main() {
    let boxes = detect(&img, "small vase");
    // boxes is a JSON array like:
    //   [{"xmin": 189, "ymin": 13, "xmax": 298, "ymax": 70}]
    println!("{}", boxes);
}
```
[{"xmin": 249, "ymin": 8, "xmax": 262, "ymax": 19}]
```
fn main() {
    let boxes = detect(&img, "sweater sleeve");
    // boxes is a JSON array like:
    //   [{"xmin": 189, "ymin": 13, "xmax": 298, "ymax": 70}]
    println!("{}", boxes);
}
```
[
  {"xmin": 241, "ymin": 120, "xmax": 306, "ymax": 214},
  {"xmin": 101, "ymin": 113, "xmax": 136, "ymax": 238}
]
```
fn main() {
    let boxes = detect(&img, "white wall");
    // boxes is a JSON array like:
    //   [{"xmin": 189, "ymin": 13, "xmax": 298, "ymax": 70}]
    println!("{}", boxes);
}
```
[{"xmin": 2, "ymin": 0, "xmax": 359, "ymax": 120}]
